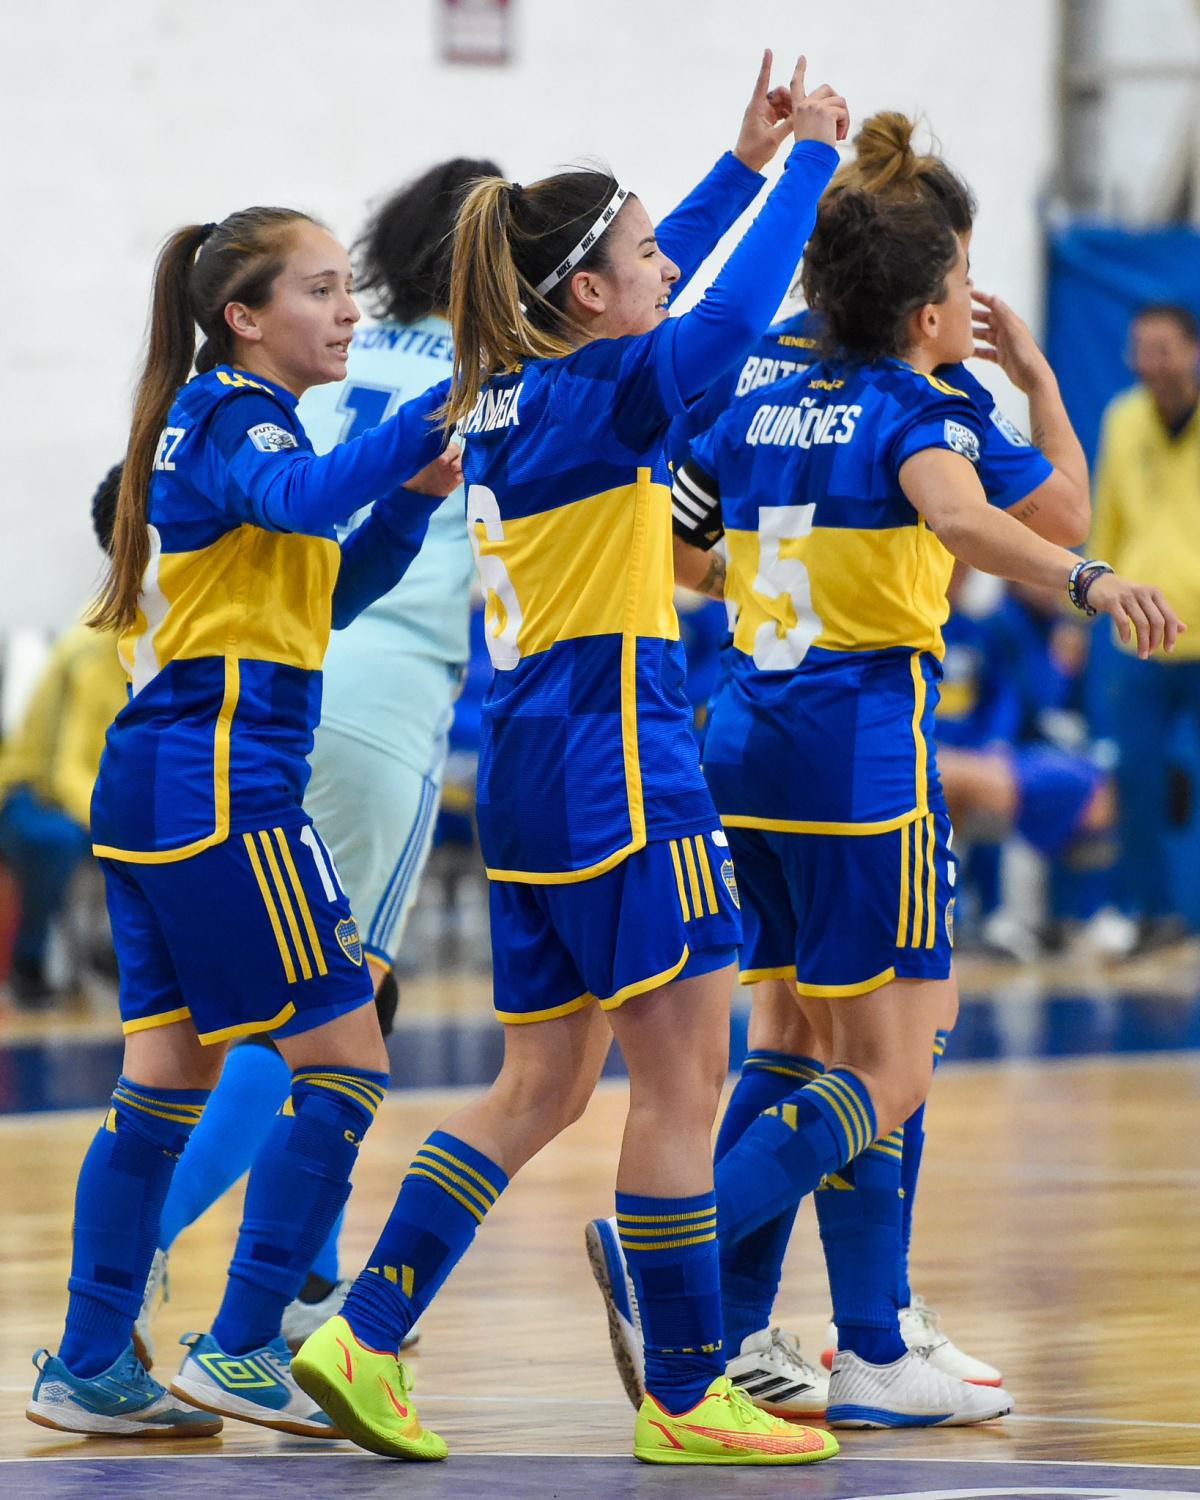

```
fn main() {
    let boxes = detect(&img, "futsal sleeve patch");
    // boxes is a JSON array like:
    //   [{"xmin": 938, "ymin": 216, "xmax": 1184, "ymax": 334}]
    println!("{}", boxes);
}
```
[
  {"xmin": 247, "ymin": 422, "xmax": 299, "ymax": 453},
  {"xmin": 672, "ymin": 460, "xmax": 725, "ymax": 549},
  {"xmin": 943, "ymin": 419, "xmax": 981, "ymax": 465},
  {"xmin": 989, "ymin": 407, "xmax": 1031, "ymax": 448}
]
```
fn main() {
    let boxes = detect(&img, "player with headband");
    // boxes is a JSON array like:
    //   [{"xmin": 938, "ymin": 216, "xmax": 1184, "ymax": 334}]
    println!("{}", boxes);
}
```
[{"xmin": 292, "ymin": 52, "xmax": 851, "ymax": 1467}]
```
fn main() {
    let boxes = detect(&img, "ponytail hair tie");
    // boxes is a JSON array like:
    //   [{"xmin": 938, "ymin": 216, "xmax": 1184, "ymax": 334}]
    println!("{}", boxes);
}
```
[
  {"xmin": 200, "ymin": 221, "xmax": 218, "ymax": 239},
  {"xmin": 508, "ymin": 182, "xmax": 524, "ymax": 203}
]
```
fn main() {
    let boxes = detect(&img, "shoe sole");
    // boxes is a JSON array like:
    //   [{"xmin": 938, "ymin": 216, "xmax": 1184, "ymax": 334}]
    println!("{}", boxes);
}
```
[
  {"xmin": 290, "ymin": 1354, "xmax": 446, "ymax": 1460},
  {"xmin": 26, "ymin": 1403, "xmax": 222, "ymax": 1438},
  {"xmin": 827, "ymin": 1399, "xmax": 1012, "ymax": 1428},
  {"xmin": 635, "ymin": 1439, "xmax": 839, "ymax": 1465},
  {"xmin": 820, "ymin": 1346, "xmax": 1003, "ymax": 1387},
  {"xmin": 170, "ymin": 1377, "xmax": 344, "ymax": 1439},
  {"xmin": 584, "ymin": 1221, "xmax": 644, "ymax": 1410}
]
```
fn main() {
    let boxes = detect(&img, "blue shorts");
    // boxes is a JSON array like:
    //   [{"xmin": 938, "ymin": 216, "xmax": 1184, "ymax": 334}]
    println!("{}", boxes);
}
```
[
  {"xmin": 103, "ymin": 818, "xmax": 374, "ymax": 1045},
  {"xmin": 729, "ymin": 811, "xmax": 957, "ymax": 997},
  {"xmin": 489, "ymin": 830, "xmax": 742, "ymax": 1024}
]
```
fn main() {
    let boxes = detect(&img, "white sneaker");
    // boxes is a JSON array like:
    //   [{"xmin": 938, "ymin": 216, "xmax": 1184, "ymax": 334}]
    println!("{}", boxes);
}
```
[
  {"xmin": 584, "ymin": 1216, "xmax": 645, "ymax": 1408},
  {"xmin": 827, "ymin": 1348, "xmax": 1012, "ymax": 1427},
  {"xmin": 133, "ymin": 1248, "xmax": 170, "ymax": 1370},
  {"xmin": 281, "ymin": 1280, "xmax": 421, "ymax": 1352},
  {"xmin": 900, "ymin": 1295, "xmax": 1003, "ymax": 1386},
  {"xmin": 823, "ymin": 1295, "xmax": 1003, "ymax": 1387},
  {"xmin": 171, "ymin": 1331, "xmax": 339, "ymax": 1437},
  {"xmin": 726, "ymin": 1327, "xmax": 829, "ymax": 1417}
]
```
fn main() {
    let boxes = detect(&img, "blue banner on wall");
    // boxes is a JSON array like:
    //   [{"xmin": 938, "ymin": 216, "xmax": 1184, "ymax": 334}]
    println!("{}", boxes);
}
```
[{"xmin": 1044, "ymin": 221, "xmax": 1200, "ymax": 465}]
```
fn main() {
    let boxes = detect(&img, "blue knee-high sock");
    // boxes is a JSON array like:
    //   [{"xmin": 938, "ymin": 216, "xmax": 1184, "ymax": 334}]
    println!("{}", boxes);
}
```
[
  {"xmin": 210, "ymin": 1067, "xmax": 387, "ymax": 1355},
  {"xmin": 715, "ymin": 1051, "xmax": 822, "ymax": 1354},
  {"xmin": 816, "ymin": 1131, "xmax": 906, "ymax": 1364},
  {"xmin": 158, "ymin": 1043, "xmax": 291, "ymax": 1251},
  {"xmin": 342, "ymin": 1130, "xmax": 507, "ymax": 1353},
  {"xmin": 618, "ymin": 1190, "xmax": 723, "ymax": 1414},
  {"xmin": 716, "ymin": 1068, "xmax": 876, "ymax": 1247},
  {"xmin": 60, "ymin": 1077, "xmax": 209, "ymax": 1377},
  {"xmin": 897, "ymin": 1028, "xmax": 950, "ymax": 1308},
  {"xmin": 309, "ymin": 1209, "xmax": 344, "ymax": 1287}
]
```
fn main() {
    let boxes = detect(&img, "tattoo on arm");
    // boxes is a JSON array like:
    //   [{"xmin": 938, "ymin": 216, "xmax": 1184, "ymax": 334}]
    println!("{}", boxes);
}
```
[
  {"xmin": 1013, "ymin": 497, "xmax": 1042, "ymax": 523},
  {"xmin": 1031, "ymin": 422, "xmax": 1047, "ymax": 448},
  {"xmin": 695, "ymin": 552, "xmax": 726, "ymax": 598}
]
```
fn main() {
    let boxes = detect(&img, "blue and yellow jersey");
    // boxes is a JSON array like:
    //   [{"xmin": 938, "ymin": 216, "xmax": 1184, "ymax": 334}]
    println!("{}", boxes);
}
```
[
  {"xmin": 91, "ymin": 366, "xmax": 445, "ymax": 862},
  {"xmin": 670, "ymin": 309, "xmax": 1053, "ymax": 508},
  {"xmin": 460, "ymin": 141, "xmax": 840, "ymax": 882},
  {"xmin": 463, "ymin": 330, "xmax": 715, "ymax": 881},
  {"xmin": 689, "ymin": 358, "xmax": 988, "ymax": 830}
]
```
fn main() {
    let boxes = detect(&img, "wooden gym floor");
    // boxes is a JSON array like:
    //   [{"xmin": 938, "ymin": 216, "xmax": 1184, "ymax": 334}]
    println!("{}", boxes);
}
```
[{"xmin": 1, "ymin": 952, "xmax": 1199, "ymax": 1495}]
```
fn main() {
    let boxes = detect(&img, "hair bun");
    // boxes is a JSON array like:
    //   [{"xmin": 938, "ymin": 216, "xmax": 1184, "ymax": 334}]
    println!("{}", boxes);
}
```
[{"xmin": 853, "ymin": 110, "xmax": 918, "ymax": 187}]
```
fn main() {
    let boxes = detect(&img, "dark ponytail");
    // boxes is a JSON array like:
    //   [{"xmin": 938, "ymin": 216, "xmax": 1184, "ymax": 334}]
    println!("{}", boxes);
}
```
[
  {"xmin": 354, "ymin": 157, "xmax": 502, "ymax": 324},
  {"xmin": 90, "ymin": 206, "xmax": 317, "ymax": 632},
  {"xmin": 801, "ymin": 190, "xmax": 959, "ymax": 363}
]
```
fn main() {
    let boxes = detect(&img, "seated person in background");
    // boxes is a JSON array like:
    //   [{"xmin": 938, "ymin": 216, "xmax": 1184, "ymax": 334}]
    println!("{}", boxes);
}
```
[
  {"xmin": 937, "ymin": 563, "xmax": 1122, "ymax": 956},
  {"xmin": 0, "ymin": 466, "xmax": 125, "ymax": 1004}
]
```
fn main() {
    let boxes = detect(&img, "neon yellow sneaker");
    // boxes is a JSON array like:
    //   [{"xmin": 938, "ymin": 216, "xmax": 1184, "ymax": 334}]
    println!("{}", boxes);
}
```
[
  {"xmin": 635, "ymin": 1375, "xmax": 839, "ymax": 1465},
  {"xmin": 291, "ymin": 1315, "xmax": 446, "ymax": 1460}
]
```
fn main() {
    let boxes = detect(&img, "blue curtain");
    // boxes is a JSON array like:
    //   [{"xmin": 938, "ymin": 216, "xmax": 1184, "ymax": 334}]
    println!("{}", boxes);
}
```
[{"xmin": 1044, "ymin": 222, "xmax": 1200, "ymax": 465}]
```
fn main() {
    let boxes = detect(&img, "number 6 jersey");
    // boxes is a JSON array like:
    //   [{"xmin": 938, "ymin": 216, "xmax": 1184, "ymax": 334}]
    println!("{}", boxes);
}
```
[{"xmin": 682, "ymin": 358, "xmax": 987, "ymax": 832}]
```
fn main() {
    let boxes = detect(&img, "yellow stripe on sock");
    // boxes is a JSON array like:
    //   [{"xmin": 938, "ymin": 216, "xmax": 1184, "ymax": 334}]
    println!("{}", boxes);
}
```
[
  {"xmin": 402, "ymin": 1265, "xmax": 415, "ymax": 1297},
  {"xmin": 869, "ymin": 1140, "xmax": 904, "ymax": 1160},
  {"xmin": 804, "ymin": 1076, "xmax": 860, "ymax": 1158},
  {"xmin": 295, "ymin": 1075, "xmax": 383, "ymax": 1116},
  {"xmin": 924, "ymin": 814, "xmax": 937, "ymax": 949},
  {"xmin": 819, "ymin": 1173, "xmax": 854, "ymax": 1191},
  {"xmin": 746, "ymin": 1060, "xmax": 821, "ymax": 1082},
  {"xmin": 258, "ymin": 831, "xmax": 312, "ymax": 981},
  {"xmin": 680, "ymin": 837, "xmax": 704, "ymax": 921},
  {"xmin": 616, "ymin": 1206, "xmax": 716, "ymax": 1225},
  {"xmin": 244, "ymin": 832, "xmax": 297, "ymax": 984},
  {"xmin": 413, "ymin": 1152, "xmax": 495, "ymax": 1216},
  {"xmin": 668, "ymin": 840, "xmax": 691, "ymax": 921},
  {"xmin": 619, "ymin": 1230, "xmax": 717, "ymax": 1252},
  {"xmin": 694, "ymin": 836, "xmax": 719, "ymax": 916},
  {"xmin": 420, "ymin": 1143, "xmax": 501, "ymax": 1204},
  {"xmin": 294, "ymin": 1071, "xmax": 386, "ymax": 1111},
  {"xmin": 782, "ymin": 1102, "xmax": 798, "ymax": 1130},
  {"xmin": 896, "ymin": 818, "xmax": 911, "ymax": 947},
  {"xmin": 405, "ymin": 1165, "xmax": 486, "ymax": 1224},
  {"xmin": 618, "ymin": 1217, "xmax": 717, "ymax": 1239},
  {"xmin": 274, "ymin": 828, "xmax": 329, "ymax": 976},
  {"xmin": 820, "ymin": 1072, "xmax": 873, "ymax": 1155}
]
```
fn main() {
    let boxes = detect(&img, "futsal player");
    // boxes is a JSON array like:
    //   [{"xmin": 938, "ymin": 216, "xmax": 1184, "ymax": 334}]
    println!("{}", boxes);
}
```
[
  {"xmin": 28, "ymin": 207, "xmax": 460, "ymax": 1438},
  {"xmin": 291, "ymin": 53, "xmax": 851, "ymax": 1466},
  {"xmin": 641, "ymin": 176, "xmax": 1179, "ymax": 1426},
  {"xmin": 589, "ymin": 112, "xmax": 1094, "ymax": 1422},
  {"xmin": 134, "ymin": 157, "xmax": 500, "ymax": 1367}
]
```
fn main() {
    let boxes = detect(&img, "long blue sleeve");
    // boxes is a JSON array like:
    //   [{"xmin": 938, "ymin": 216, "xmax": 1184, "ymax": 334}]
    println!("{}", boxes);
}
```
[
  {"xmin": 670, "ymin": 140, "xmax": 838, "ymax": 404},
  {"xmin": 330, "ymin": 490, "xmax": 442, "ymax": 629},
  {"xmin": 213, "ymin": 378, "xmax": 450, "ymax": 536},
  {"xmin": 654, "ymin": 152, "xmax": 764, "ymax": 299}
]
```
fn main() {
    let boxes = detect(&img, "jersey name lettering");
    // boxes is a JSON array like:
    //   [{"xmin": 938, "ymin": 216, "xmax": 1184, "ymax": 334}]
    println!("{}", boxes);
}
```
[
  {"xmin": 153, "ymin": 427, "xmax": 185, "ymax": 472},
  {"xmin": 745, "ymin": 400, "xmax": 862, "ymax": 450},
  {"xmin": 463, "ymin": 382, "xmax": 524, "ymax": 436},
  {"xmin": 736, "ymin": 354, "xmax": 803, "ymax": 398}
]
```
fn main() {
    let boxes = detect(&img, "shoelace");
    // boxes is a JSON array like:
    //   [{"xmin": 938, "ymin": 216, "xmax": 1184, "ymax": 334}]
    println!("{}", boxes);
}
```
[
  {"xmin": 768, "ymin": 1328, "xmax": 823, "ymax": 1382},
  {"xmin": 903, "ymin": 1299, "xmax": 949, "ymax": 1353},
  {"xmin": 724, "ymin": 1380, "xmax": 770, "ymax": 1430}
]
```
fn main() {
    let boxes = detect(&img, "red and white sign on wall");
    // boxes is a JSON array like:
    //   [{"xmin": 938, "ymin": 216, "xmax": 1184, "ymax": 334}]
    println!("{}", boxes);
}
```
[{"xmin": 439, "ymin": 0, "xmax": 514, "ymax": 65}]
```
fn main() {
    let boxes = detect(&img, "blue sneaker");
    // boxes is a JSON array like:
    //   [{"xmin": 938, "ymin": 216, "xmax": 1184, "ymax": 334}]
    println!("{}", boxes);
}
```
[
  {"xmin": 27, "ymin": 1345, "xmax": 222, "ymax": 1437},
  {"xmin": 171, "ymin": 1331, "xmax": 342, "ymax": 1437},
  {"xmin": 584, "ymin": 1217, "xmax": 645, "ymax": 1409}
]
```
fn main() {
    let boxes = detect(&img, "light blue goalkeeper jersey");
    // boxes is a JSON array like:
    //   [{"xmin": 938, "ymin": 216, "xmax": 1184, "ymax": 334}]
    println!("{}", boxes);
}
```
[{"xmin": 298, "ymin": 313, "xmax": 472, "ymax": 759}]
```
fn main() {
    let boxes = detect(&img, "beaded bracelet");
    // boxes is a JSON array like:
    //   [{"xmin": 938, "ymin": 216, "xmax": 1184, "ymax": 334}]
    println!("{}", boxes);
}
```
[{"xmin": 1067, "ymin": 558, "xmax": 1113, "ymax": 616}]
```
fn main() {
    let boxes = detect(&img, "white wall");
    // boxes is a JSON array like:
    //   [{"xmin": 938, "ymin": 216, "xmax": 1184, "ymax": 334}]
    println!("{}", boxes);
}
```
[{"xmin": 0, "ymin": 0, "xmax": 1057, "ymax": 631}]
